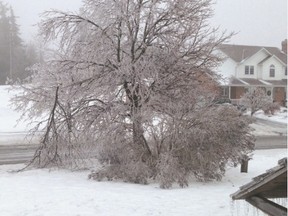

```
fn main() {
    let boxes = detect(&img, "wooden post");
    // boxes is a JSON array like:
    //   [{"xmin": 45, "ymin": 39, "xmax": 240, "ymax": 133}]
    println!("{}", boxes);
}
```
[
  {"xmin": 240, "ymin": 155, "xmax": 250, "ymax": 173},
  {"xmin": 241, "ymin": 159, "xmax": 248, "ymax": 173}
]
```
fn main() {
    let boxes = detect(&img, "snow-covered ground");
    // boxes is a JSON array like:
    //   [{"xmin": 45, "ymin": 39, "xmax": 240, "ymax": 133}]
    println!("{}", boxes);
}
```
[
  {"xmin": 0, "ymin": 86, "xmax": 28, "ymax": 133},
  {"xmin": 0, "ymin": 86, "xmax": 41, "ymax": 145},
  {"xmin": 0, "ymin": 149, "xmax": 286, "ymax": 216},
  {"xmin": 254, "ymin": 107, "xmax": 287, "ymax": 125},
  {"xmin": 0, "ymin": 87, "xmax": 287, "ymax": 215}
]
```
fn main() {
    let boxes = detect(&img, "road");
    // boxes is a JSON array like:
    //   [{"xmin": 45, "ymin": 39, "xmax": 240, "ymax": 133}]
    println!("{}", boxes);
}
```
[
  {"xmin": 0, "ymin": 137, "xmax": 286, "ymax": 165},
  {"xmin": 253, "ymin": 118, "xmax": 287, "ymax": 149},
  {"xmin": 255, "ymin": 136, "xmax": 287, "ymax": 149},
  {"xmin": 0, "ymin": 144, "xmax": 37, "ymax": 165},
  {"xmin": 254, "ymin": 118, "xmax": 287, "ymax": 136}
]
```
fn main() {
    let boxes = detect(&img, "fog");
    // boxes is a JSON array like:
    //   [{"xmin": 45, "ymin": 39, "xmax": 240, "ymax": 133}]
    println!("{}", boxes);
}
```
[{"xmin": 1, "ymin": 0, "xmax": 287, "ymax": 48}]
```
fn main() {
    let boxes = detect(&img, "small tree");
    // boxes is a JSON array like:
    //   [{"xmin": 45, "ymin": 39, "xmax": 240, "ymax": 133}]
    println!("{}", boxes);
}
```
[
  {"xmin": 13, "ymin": 0, "xmax": 254, "ymax": 188},
  {"xmin": 241, "ymin": 87, "xmax": 272, "ymax": 116}
]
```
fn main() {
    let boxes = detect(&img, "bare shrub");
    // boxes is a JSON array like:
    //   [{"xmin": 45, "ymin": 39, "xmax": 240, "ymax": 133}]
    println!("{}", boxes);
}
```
[
  {"xmin": 263, "ymin": 102, "xmax": 281, "ymax": 115},
  {"xmin": 241, "ymin": 87, "xmax": 272, "ymax": 116}
]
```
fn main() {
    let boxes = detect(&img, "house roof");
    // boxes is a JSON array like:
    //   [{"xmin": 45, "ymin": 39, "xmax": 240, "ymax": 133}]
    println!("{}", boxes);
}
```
[
  {"xmin": 228, "ymin": 77, "xmax": 287, "ymax": 87},
  {"xmin": 258, "ymin": 56, "xmax": 272, "ymax": 64},
  {"xmin": 230, "ymin": 77, "xmax": 247, "ymax": 86},
  {"xmin": 219, "ymin": 44, "xmax": 287, "ymax": 64},
  {"xmin": 231, "ymin": 158, "xmax": 287, "ymax": 200},
  {"xmin": 265, "ymin": 79, "xmax": 287, "ymax": 86},
  {"xmin": 241, "ymin": 78, "xmax": 267, "ymax": 86}
]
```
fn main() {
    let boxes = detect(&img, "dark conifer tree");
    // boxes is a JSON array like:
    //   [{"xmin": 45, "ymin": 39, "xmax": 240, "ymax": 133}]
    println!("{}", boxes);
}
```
[
  {"xmin": 0, "ymin": 1, "xmax": 39, "ymax": 84},
  {"xmin": 8, "ymin": 6, "xmax": 27, "ymax": 81}
]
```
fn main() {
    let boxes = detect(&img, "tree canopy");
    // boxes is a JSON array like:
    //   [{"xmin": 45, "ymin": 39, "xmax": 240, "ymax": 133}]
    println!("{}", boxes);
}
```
[{"xmin": 13, "ymin": 0, "xmax": 254, "ymax": 188}]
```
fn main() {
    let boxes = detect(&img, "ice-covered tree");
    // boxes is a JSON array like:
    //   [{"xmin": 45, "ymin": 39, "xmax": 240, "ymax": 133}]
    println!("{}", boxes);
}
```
[
  {"xmin": 241, "ymin": 87, "xmax": 272, "ymax": 116},
  {"xmin": 13, "ymin": 0, "xmax": 254, "ymax": 188}
]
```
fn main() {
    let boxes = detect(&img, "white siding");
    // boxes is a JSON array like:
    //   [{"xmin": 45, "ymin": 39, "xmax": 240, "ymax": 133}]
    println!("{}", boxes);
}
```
[
  {"xmin": 261, "ymin": 57, "xmax": 286, "ymax": 80},
  {"xmin": 215, "ymin": 50, "xmax": 237, "ymax": 84},
  {"xmin": 217, "ymin": 58, "xmax": 237, "ymax": 79},
  {"xmin": 257, "ymin": 64, "xmax": 263, "ymax": 79},
  {"xmin": 236, "ymin": 50, "xmax": 269, "ymax": 79},
  {"xmin": 282, "ymin": 65, "xmax": 287, "ymax": 79}
]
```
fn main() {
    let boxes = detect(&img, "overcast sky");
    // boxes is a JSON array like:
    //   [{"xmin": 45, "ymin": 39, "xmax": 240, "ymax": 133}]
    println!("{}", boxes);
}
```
[{"xmin": 2, "ymin": 0, "xmax": 287, "ymax": 48}]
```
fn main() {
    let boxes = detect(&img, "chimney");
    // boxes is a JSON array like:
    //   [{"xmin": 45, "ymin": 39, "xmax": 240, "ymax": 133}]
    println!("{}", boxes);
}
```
[{"xmin": 281, "ymin": 39, "xmax": 287, "ymax": 54}]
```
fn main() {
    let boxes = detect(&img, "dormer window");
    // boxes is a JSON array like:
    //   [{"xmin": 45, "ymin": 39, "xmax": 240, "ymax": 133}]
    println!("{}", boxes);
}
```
[
  {"xmin": 245, "ymin": 65, "xmax": 254, "ymax": 75},
  {"xmin": 269, "ymin": 65, "xmax": 275, "ymax": 77}
]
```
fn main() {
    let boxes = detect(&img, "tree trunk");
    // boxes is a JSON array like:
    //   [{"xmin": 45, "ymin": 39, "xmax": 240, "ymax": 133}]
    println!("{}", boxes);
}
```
[{"xmin": 132, "ymin": 112, "xmax": 151, "ymax": 156}]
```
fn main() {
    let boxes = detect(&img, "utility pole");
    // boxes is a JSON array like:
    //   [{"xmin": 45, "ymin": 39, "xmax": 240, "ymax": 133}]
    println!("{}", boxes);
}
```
[
  {"xmin": 9, "ymin": 8, "xmax": 14, "ymax": 82},
  {"xmin": 9, "ymin": 29, "xmax": 13, "ymax": 81}
]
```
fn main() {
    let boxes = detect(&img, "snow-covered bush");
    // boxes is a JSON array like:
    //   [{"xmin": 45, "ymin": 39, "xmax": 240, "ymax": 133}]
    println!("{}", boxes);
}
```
[
  {"xmin": 88, "ymin": 105, "xmax": 254, "ymax": 188},
  {"xmin": 263, "ymin": 102, "xmax": 281, "ymax": 115}
]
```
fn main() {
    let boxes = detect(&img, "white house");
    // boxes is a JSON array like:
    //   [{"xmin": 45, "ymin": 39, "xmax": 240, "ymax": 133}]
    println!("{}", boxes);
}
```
[{"xmin": 216, "ymin": 41, "xmax": 287, "ymax": 106}]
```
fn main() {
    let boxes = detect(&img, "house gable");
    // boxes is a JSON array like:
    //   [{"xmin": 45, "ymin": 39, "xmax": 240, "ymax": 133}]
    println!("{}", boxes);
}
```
[
  {"xmin": 236, "ymin": 48, "xmax": 271, "ymax": 79},
  {"xmin": 217, "ymin": 44, "xmax": 287, "ymax": 81},
  {"xmin": 259, "ymin": 55, "xmax": 287, "ymax": 80}
]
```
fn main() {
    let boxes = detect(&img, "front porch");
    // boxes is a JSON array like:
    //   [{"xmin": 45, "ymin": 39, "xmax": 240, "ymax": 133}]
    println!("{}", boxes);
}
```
[{"xmin": 221, "ymin": 78, "xmax": 287, "ymax": 106}]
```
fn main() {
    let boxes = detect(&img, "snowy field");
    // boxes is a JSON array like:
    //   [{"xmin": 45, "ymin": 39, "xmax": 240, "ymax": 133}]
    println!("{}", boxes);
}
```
[
  {"xmin": 0, "ymin": 86, "xmax": 28, "ymax": 133},
  {"xmin": 0, "ymin": 86, "xmax": 41, "ymax": 145},
  {"xmin": 0, "ymin": 149, "xmax": 286, "ymax": 216}
]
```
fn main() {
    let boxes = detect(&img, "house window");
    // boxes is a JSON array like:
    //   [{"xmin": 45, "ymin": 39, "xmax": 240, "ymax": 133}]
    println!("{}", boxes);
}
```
[
  {"xmin": 285, "ymin": 67, "xmax": 287, "ymax": 76},
  {"xmin": 269, "ymin": 65, "xmax": 275, "ymax": 77},
  {"xmin": 245, "ymin": 65, "xmax": 254, "ymax": 75},
  {"xmin": 250, "ymin": 66, "xmax": 254, "ymax": 75},
  {"xmin": 221, "ymin": 87, "xmax": 229, "ymax": 97},
  {"xmin": 245, "ymin": 66, "xmax": 249, "ymax": 74}
]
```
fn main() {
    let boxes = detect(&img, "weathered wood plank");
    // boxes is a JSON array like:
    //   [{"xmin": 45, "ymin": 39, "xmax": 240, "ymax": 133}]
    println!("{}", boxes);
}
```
[{"xmin": 246, "ymin": 196, "xmax": 287, "ymax": 216}]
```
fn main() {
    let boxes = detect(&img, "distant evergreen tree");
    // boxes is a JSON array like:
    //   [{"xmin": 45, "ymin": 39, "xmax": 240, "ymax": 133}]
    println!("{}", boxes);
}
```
[
  {"xmin": 0, "ymin": 1, "xmax": 39, "ymax": 84},
  {"xmin": 0, "ymin": 1, "xmax": 10, "ymax": 84},
  {"xmin": 8, "ymin": 6, "xmax": 26, "ymax": 82}
]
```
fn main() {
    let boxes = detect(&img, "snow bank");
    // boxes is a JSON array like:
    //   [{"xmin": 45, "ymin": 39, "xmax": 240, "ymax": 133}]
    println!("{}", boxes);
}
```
[
  {"xmin": 0, "ymin": 149, "xmax": 286, "ymax": 216},
  {"xmin": 254, "ymin": 108, "xmax": 287, "ymax": 124}
]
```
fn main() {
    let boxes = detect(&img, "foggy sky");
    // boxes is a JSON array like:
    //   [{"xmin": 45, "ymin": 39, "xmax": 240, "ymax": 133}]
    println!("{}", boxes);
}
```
[{"xmin": 2, "ymin": 0, "xmax": 287, "ymax": 48}]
